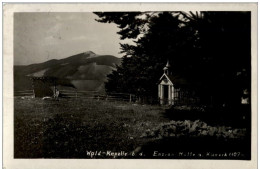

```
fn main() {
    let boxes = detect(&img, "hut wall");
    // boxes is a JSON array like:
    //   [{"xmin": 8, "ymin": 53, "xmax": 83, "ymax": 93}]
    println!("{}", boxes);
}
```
[{"xmin": 33, "ymin": 79, "xmax": 54, "ymax": 97}]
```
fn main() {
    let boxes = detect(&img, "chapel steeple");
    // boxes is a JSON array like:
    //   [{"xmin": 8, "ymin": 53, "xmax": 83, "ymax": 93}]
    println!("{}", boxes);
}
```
[{"xmin": 163, "ymin": 60, "xmax": 171, "ymax": 75}]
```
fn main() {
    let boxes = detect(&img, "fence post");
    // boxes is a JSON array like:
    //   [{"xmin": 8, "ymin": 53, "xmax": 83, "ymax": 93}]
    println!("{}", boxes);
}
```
[
  {"xmin": 129, "ymin": 94, "xmax": 132, "ymax": 103},
  {"xmin": 32, "ymin": 89, "xmax": 35, "ymax": 98},
  {"xmin": 31, "ymin": 78, "xmax": 35, "ymax": 98}
]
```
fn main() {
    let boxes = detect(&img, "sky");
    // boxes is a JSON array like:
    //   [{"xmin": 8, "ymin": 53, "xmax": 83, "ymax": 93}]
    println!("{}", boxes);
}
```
[{"xmin": 14, "ymin": 12, "xmax": 126, "ymax": 65}]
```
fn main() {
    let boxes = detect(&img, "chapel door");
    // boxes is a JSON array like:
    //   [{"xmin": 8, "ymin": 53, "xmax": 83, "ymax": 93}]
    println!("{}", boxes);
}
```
[{"xmin": 163, "ymin": 85, "xmax": 168, "ymax": 104}]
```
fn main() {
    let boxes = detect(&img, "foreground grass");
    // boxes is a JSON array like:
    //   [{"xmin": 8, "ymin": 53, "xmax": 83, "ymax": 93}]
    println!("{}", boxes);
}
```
[
  {"xmin": 14, "ymin": 98, "xmax": 168, "ymax": 158},
  {"xmin": 14, "ymin": 97, "xmax": 250, "ymax": 159}
]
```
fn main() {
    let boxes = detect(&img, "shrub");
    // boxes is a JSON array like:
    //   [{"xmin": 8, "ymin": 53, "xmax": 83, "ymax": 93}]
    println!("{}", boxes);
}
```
[{"xmin": 141, "ymin": 120, "xmax": 246, "ymax": 140}]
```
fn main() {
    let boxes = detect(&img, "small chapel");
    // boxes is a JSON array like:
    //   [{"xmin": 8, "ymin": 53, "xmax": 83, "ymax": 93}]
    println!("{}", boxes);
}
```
[{"xmin": 158, "ymin": 61, "xmax": 199, "ymax": 105}]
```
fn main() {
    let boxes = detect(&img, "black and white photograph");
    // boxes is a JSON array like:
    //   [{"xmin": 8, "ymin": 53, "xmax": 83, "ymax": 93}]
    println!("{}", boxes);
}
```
[{"xmin": 3, "ymin": 3, "xmax": 258, "ymax": 169}]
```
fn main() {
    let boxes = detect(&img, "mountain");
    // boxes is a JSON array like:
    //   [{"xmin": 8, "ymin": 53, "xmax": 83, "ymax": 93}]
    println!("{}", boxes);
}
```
[{"xmin": 14, "ymin": 51, "xmax": 121, "ymax": 92}]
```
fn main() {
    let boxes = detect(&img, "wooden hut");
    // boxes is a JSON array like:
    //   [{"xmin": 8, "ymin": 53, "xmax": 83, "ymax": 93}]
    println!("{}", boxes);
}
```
[{"xmin": 31, "ymin": 76, "xmax": 76, "ymax": 98}]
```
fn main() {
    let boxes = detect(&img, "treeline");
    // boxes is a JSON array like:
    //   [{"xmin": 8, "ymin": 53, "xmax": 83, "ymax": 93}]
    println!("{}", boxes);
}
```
[{"xmin": 94, "ymin": 12, "xmax": 251, "ymax": 106}]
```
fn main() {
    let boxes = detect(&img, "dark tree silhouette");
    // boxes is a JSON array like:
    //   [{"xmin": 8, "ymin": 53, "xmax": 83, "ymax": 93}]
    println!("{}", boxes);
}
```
[
  {"xmin": 181, "ymin": 12, "xmax": 251, "ymax": 106},
  {"xmin": 94, "ymin": 11, "xmax": 251, "ymax": 106}
]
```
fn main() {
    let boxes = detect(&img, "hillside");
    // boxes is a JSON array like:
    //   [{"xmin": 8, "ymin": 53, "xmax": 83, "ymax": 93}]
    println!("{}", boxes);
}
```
[{"xmin": 14, "ymin": 51, "xmax": 121, "ymax": 91}]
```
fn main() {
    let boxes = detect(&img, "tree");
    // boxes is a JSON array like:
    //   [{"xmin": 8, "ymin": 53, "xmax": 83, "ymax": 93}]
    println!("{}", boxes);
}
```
[
  {"xmin": 95, "ymin": 12, "xmax": 196, "ymax": 101},
  {"xmin": 94, "ymin": 11, "xmax": 251, "ymax": 106},
  {"xmin": 94, "ymin": 12, "xmax": 146, "ymax": 40},
  {"xmin": 181, "ymin": 12, "xmax": 251, "ymax": 106}
]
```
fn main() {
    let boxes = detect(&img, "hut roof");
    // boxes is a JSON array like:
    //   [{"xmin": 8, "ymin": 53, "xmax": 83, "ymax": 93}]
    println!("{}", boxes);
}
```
[{"xmin": 31, "ymin": 76, "xmax": 76, "ymax": 88}]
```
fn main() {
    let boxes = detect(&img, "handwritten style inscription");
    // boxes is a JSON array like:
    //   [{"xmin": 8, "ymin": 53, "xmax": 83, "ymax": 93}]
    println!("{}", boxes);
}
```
[
  {"xmin": 86, "ymin": 151, "xmax": 144, "ymax": 158},
  {"xmin": 153, "ymin": 151, "xmax": 243, "ymax": 158},
  {"xmin": 86, "ymin": 150, "xmax": 243, "ymax": 158}
]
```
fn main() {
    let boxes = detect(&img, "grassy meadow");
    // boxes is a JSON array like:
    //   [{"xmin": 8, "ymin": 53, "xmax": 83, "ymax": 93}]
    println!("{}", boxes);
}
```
[
  {"xmin": 14, "ymin": 97, "xmax": 168, "ymax": 158},
  {"xmin": 14, "ymin": 97, "xmax": 250, "ymax": 159}
]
